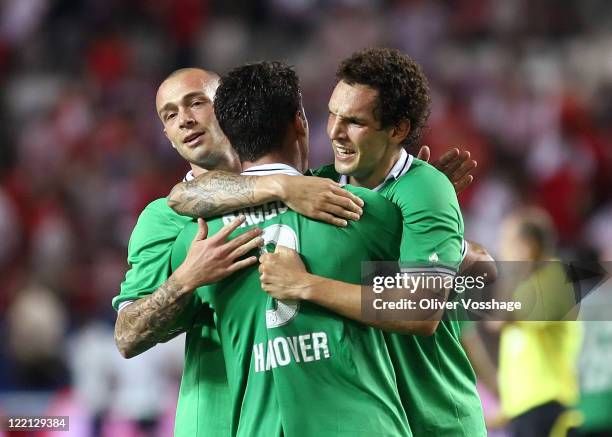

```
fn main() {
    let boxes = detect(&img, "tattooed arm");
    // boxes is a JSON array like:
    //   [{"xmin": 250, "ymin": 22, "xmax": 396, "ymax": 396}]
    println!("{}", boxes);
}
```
[
  {"xmin": 167, "ymin": 170, "xmax": 364, "ymax": 227},
  {"xmin": 115, "ymin": 275, "xmax": 196, "ymax": 358},
  {"xmin": 114, "ymin": 216, "xmax": 263, "ymax": 358},
  {"xmin": 167, "ymin": 146, "xmax": 477, "ymax": 224},
  {"xmin": 168, "ymin": 171, "xmax": 260, "ymax": 218}
]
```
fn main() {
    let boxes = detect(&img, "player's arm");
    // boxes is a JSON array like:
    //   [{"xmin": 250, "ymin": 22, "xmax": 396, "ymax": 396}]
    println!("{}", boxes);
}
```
[
  {"xmin": 460, "ymin": 240, "xmax": 498, "ymax": 284},
  {"xmin": 167, "ymin": 170, "xmax": 363, "ymax": 227},
  {"xmin": 115, "ymin": 276, "xmax": 195, "ymax": 358},
  {"xmin": 381, "ymin": 168, "xmax": 466, "ymax": 333},
  {"xmin": 284, "ymin": 171, "xmax": 464, "ymax": 335},
  {"xmin": 259, "ymin": 247, "xmax": 439, "ymax": 335},
  {"xmin": 165, "ymin": 146, "xmax": 474, "ymax": 224},
  {"xmin": 115, "ymin": 216, "xmax": 263, "ymax": 358}
]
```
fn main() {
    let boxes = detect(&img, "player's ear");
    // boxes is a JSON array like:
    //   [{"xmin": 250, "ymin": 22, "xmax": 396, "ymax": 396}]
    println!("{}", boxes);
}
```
[
  {"xmin": 295, "ymin": 110, "xmax": 308, "ymax": 135},
  {"xmin": 390, "ymin": 119, "xmax": 410, "ymax": 146}
]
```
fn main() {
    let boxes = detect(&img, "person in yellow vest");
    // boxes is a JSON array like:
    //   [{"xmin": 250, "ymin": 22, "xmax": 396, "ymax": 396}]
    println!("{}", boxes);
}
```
[{"xmin": 493, "ymin": 207, "xmax": 582, "ymax": 437}]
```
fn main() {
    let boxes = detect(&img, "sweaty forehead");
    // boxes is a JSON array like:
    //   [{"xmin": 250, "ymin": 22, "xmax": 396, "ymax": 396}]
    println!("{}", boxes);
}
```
[
  {"xmin": 156, "ymin": 71, "xmax": 218, "ymax": 110},
  {"xmin": 329, "ymin": 81, "xmax": 379, "ymax": 117}
]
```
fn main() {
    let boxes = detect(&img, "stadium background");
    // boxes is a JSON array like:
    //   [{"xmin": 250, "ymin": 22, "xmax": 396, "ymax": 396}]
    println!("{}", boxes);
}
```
[{"xmin": 0, "ymin": 0, "xmax": 610, "ymax": 435}]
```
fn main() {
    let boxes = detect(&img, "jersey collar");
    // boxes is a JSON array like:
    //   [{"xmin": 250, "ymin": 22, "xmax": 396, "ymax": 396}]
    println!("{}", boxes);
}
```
[
  {"xmin": 241, "ymin": 163, "xmax": 302, "ymax": 176},
  {"xmin": 184, "ymin": 163, "xmax": 302, "ymax": 180},
  {"xmin": 338, "ymin": 148, "xmax": 413, "ymax": 192},
  {"xmin": 183, "ymin": 170, "xmax": 195, "ymax": 182}
]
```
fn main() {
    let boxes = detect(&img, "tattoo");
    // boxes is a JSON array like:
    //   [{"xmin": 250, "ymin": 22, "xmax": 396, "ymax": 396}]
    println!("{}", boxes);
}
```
[
  {"xmin": 114, "ymin": 276, "xmax": 192, "ymax": 358},
  {"xmin": 167, "ymin": 170, "xmax": 257, "ymax": 218}
]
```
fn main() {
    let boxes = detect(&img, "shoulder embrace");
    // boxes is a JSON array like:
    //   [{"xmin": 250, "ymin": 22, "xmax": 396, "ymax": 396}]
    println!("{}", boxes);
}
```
[{"xmin": 398, "ymin": 161, "xmax": 457, "ymax": 205}]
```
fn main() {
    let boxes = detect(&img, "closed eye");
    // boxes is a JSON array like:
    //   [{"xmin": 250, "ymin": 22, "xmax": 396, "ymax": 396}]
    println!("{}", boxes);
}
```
[{"xmin": 329, "ymin": 109, "xmax": 362, "ymax": 124}]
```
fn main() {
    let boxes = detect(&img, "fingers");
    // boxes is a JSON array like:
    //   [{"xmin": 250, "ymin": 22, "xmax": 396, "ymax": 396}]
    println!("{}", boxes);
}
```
[
  {"xmin": 430, "ymin": 148, "xmax": 477, "ymax": 191},
  {"xmin": 259, "ymin": 274, "xmax": 276, "ymax": 292},
  {"xmin": 228, "ymin": 235, "xmax": 264, "ymax": 260},
  {"xmin": 259, "ymin": 252, "xmax": 271, "ymax": 264},
  {"xmin": 194, "ymin": 218, "xmax": 209, "ymax": 241},
  {"xmin": 227, "ymin": 256, "xmax": 258, "ymax": 274},
  {"xmin": 454, "ymin": 175, "xmax": 473, "ymax": 194},
  {"xmin": 258, "ymin": 263, "xmax": 274, "ymax": 282},
  {"xmin": 441, "ymin": 150, "xmax": 469, "ymax": 176},
  {"xmin": 321, "ymin": 203, "xmax": 361, "ymax": 222},
  {"xmin": 224, "ymin": 227, "xmax": 262, "ymax": 252},
  {"xmin": 323, "ymin": 187, "xmax": 364, "ymax": 222},
  {"xmin": 214, "ymin": 215, "xmax": 247, "ymax": 241},
  {"xmin": 450, "ymin": 157, "xmax": 477, "ymax": 182},
  {"xmin": 316, "ymin": 211, "xmax": 348, "ymax": 227},
  {"xmin": 274, "ymin": 245, "xmax": 296, "ymax": 255},
  {"xmin": 258, "ymin": 255, "xmax": 274, "ymax": 283},
  {"xmin": 416, "ymin": 145, "xmax": 431, "ymax": 162},
  {"xmin": 434, "ymin": 148, "xmax": 460, "ymax": 168},
  {"xmin": 325, "ymin": 178, "xmax": 342, "ymax": 188},
  {"xmin": 330, "ymin": 186, "xmax": 364, "ymax": 209}
]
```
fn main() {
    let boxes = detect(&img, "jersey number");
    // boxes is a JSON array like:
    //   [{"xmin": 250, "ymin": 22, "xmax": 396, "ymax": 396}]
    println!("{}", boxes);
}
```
[{"xmin": 260, "ymin": 224, "xmax": 300, "ymax": 328}]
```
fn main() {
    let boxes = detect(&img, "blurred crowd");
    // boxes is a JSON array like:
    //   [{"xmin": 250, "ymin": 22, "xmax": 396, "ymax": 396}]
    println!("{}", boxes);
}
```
[{"xmin": 0, "ymin": 0, "xmax": 610, "ymax": 435}]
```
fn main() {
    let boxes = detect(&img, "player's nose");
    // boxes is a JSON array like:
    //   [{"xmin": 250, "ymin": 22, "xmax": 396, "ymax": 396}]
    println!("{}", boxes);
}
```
[
  {"xmin": 327, "ymin": 117, "xmax": 346, "ymax": 140},
  {"xmin": 179, "ymin": 109, "xmax": 196, "ymax": 129}
]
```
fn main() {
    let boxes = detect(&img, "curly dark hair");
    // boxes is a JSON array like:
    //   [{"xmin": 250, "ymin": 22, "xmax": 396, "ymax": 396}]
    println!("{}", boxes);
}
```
[
  {"xmin": 336, "ymin": 48, "xmax": 431, "ymax": 148},
  {"xmin": 214, "ymin": 61, "xmax": 302, "ymax": 163}
]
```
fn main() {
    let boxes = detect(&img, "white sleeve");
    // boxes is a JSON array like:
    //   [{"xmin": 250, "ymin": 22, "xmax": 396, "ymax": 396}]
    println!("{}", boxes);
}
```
[{"xmin": 117, "ymin": 300, "xmax": 135, "ymax": 312}]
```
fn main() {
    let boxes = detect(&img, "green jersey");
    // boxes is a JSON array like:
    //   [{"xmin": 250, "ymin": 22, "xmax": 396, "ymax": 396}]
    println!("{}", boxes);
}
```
[
  {"xmin": 112, "ymin": 198, "xmax": 232, "ymax": 437},
  {"xmin": 579, "ymin": 322, "xmax": 612, "ymax": 432},
  {"xmin": 576, "ymin": 291, "xmax": 611, "ymax": 432},
  {"xmin": 113, "ymin": 198, "xmax": 191, "ymax": 311},
  {"xmin": 314, "ymin": 151, "xmax": 486, "ymax": 436},
  {"xmin": 171, "ymin": 164, "xmax": 411, "ymax": 437}
]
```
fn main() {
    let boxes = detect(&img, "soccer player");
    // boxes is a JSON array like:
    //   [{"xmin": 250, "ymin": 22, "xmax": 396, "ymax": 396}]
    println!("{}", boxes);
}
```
[
  {"xmin": 112, "ymin": 68, "xmax": 264, "ymax": 436},
  {"xmin": 170, "ymin": 61, "xmax": 412, "ymax": 436},
  {"xmin": 168, "ymin": 49, "xmax": 490, "ymax": 436},
  {"xmin": 112, "ymin": 68, "xmax": 370, "ymax": 435},
  {"xmin": 114, "ymin": 66, "xmax": 471, "ymax": 437},
  {"xmin": 308, "ymin": 49, "xmax": 487, "ymax": 436},
  {"xmin": 114, "ymin": 67, "xmax": 368, "ymax": 355},
  {"xmin": 493, "ymin": 208, "xmax": 581, "ymax": 437}
]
